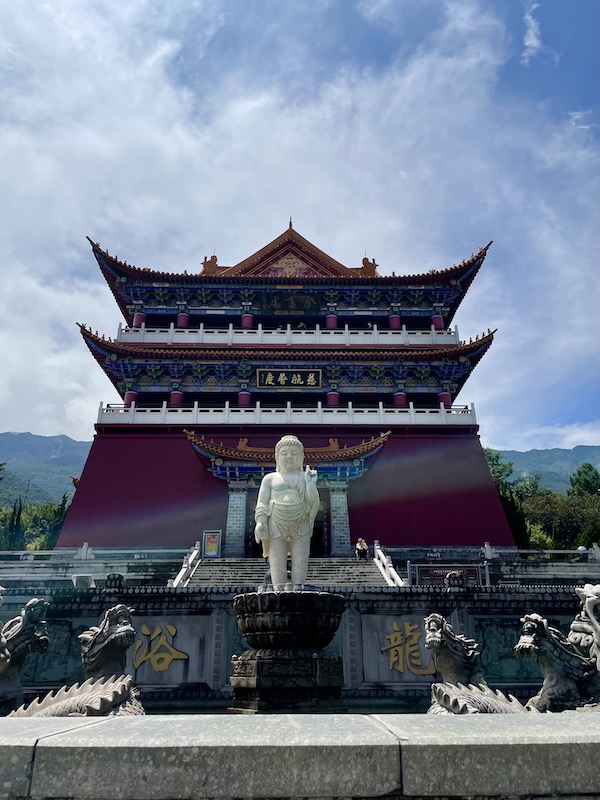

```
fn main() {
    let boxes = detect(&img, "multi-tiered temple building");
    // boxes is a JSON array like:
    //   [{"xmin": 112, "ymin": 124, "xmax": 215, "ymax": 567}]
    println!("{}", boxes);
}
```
[{"xmin": 58, "ymin": 225, "xmax": 514, "ymax": 552}]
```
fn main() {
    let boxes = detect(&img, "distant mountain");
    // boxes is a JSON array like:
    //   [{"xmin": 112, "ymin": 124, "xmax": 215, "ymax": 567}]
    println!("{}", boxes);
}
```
[
  {"xmin": 499, "ymin": 446, "xmax": 600, "ymax": 493},
  {"xmin": 0, "ymin": 433, "xmax": 92, "ymax": 505},
  {"xmin": 0, "ymin": 433, "xmax": 599, "ymax": 505}
]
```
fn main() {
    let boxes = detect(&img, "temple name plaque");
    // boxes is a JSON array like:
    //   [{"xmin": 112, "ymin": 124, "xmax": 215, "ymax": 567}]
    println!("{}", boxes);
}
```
[{"xmin": 256, "ymin": 369, "xmax": 322, "ymax": 388}]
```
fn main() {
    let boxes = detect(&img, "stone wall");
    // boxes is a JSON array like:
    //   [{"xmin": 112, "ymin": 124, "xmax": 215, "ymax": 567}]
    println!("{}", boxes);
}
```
[{"xmin": 0, "ymin": 584, "xmax": 584, "ymax": 712}]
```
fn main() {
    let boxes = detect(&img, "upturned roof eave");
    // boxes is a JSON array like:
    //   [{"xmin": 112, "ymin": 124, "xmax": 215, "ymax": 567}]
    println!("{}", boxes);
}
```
[
  {"xmin": 77, "ymin": 324, "xmax": 125, "ymax": 395},
  {"xmin": 88, "ymin": 241, "xmax": 134, "ymax": 324},
  {"xmin": 86, "ymin": 235, "xmax": 492, "ymax": 287}
]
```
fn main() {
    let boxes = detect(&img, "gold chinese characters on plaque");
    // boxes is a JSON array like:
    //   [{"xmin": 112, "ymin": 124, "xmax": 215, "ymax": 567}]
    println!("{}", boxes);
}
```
[{"xmin": 256, "ymin": 369, "xmax": 322, "ymax": 389}]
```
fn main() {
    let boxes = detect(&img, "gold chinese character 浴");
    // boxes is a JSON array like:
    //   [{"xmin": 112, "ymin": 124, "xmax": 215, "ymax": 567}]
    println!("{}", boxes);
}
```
[{"xmin": 133, "ymin": 624, "xmax": 189, "ymax": 673}]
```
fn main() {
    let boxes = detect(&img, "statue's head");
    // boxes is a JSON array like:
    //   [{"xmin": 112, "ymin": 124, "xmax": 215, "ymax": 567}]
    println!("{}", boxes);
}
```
[{"xmin": 275, "ymin": 435, "xmax": 304, "ymax": 474}]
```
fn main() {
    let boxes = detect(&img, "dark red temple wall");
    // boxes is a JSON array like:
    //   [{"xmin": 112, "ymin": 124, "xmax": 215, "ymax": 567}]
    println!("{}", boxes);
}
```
[
  {"xmin": 58, "ymin": 427, "xmax": 514, "ymax": 549},
  {"xmin": 58, "ymin": 433, "xmax": 228, "ymax": 547},
  {"xmin": 347, "ymin": 434, "xmax": 514, "ymax": 547}
]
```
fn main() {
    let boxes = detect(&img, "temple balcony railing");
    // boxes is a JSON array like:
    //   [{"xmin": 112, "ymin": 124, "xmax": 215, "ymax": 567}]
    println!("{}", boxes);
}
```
[
  {"xmin": 97, "ymin": 400, "xmax": 477, "ymax": 426},
  {"xmin": 116, "ymin": 322, "xmax": 460, "ymax": 346}
]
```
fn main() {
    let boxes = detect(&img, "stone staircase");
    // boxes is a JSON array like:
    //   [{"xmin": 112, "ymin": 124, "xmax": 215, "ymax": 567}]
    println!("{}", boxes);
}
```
[{"xmin": 184, "ymin": 557, "xmax": 390, "ymax": 590}]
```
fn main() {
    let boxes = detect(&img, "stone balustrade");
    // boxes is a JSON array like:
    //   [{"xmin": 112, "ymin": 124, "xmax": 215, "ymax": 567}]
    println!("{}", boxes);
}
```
[
  {"xmin": 116, "ymin": 321, "xmax": 460, "ymax": 347},
  {"xmin": 97, "ymin": 400, "xmax": 477, "ymax": 426},
  {"xmin": 1, "ymin": 713, "xmax": 598, "ymax": 799}
]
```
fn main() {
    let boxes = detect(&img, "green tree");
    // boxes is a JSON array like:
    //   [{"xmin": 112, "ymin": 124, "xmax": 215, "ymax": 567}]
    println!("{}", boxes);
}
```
[
  {"xmin": 0, "ymin": 494, "xmax": 71, "ymax": 551},
  {"xmin": 567, "ymin": 463, "xmax": 600, "ymax": 497},
  {"xmin": 512, "ymin": 474, "xmax": 552, "ymax": 501},
  {"xmin": 498, "ymin": 482, "xmax": 529, "ymax": 548},
  {"xmin": 483, "ymin": 449, "xmax": 528, "ymax": 546},
  {"xmin": 23, "ymin": 494, "xmax": 69, "ymax": 550},
  {"xmin": 520, "ymin": 492, "xmax": 600, "ymax": 550},
  {"xmin": 574, "ymin": 516, "xmax": 600, "ymax": 550},
  {"xmin": 528, "ymin": 523, "xmax": 553, "ymax": 550},
  {"xmin": 2, "ymin": 497, "xmax": 25, "ymax": 550},
  {"xmin": 483, "ymin": 448, "xmax": 514, "ymax": 485},
  {"xmin": 0, "ymin": 462, "xmax": 5, "ymax": 481}
]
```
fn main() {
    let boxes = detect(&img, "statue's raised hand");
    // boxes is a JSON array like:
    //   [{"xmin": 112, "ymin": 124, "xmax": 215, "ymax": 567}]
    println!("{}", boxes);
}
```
[{"xmin": 305, "ymin": 465, "xmax": 318, "ymax": 484}]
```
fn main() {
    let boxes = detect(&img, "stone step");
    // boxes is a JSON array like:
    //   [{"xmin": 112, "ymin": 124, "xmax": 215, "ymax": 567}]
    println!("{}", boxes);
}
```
[{"xmin": 185, "ymin": 557, "xmax": 388, "ymax": 589}]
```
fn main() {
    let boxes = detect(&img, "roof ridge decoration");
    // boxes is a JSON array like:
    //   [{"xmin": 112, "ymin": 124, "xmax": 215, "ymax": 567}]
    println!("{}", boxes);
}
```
[{"xmin": 220, "ymin": 226, "xmax": 368, "ymax": 278}]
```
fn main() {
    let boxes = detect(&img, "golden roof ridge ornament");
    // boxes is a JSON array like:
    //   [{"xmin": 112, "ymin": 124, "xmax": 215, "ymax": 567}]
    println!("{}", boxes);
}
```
[{"xmin": 184, "ymin": 430, "xmax": 392, "ymax": 464}]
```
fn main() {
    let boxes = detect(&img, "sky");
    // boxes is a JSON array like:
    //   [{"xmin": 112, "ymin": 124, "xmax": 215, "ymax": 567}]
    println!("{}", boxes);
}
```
[{"xmin": 0, "ymin": 0, "xmax": 598, "ymax": 452}]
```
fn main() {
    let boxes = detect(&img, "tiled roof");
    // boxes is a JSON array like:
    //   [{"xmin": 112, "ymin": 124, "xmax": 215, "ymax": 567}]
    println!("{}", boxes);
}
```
[{"xmin": 87, "ymin": 232, "xmax": 491, "ymax": 285}]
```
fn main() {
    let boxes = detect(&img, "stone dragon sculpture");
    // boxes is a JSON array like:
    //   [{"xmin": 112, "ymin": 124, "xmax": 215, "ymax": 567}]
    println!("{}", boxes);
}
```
[
  {"xmin": 0, "ymin": 589, "xmax": 11, "ymax": 677},
  {"xmin": 10, "ymin": 603, "xmax": 145, "ymax": 717},
  {"xmin": 425, "ymin": 584, "xmax": 600, "ymax": 715},
  {"xmin": 568, "ymin": 583, "xmax": 600, "ymax": 708},
  {"xmin": 424, "ymin": 612, "xmax": 484, "ymax": 713},
  {"xmin": 78, "ymin": 603, "xmax": 137, "ymax": 679},
  {"xmin": 424, "ymin": 612, "xmax": 483, "ymax": 685},
  {"xmin": 514, "ymin": 612, "xmax": 597, "ymax": 711},
  {"xmin": 0, "ymin": 598, "xmax": 50, "ymax": 715},
  {"xmin": 8, "ymin": 675, "xmax": 139, "ymax": 718},
  {"xmin": 569, "ymin": 584, "xmax": 600, "ymax": 662},
  {"xmin": 0, "ymin": 632, "xmax": 10, "ymax": 676},
  {"xmin": 430, "ymin": 682, "xmax": 535, "ymax": 714}
]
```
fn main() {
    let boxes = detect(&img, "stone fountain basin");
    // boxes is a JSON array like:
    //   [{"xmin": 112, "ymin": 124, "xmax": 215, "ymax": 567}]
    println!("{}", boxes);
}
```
[{"xmin": 233, "ymin": 590, "xmax": 346, "ymax": 651}]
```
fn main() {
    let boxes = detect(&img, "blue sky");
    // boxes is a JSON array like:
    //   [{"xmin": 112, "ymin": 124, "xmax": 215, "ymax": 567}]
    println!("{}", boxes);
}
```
[{"xmin": 0, "ymin": 0, "xmax": 598, "ymax": 450}]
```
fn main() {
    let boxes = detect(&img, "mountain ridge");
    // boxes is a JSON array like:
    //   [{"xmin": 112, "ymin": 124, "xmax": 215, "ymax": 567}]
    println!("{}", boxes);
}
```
[
  {"xmin": 0, "ymin": 432, "xmax": 599, "ymax": 504},
  {"xmin": 0, "ymin": 433, "xmax": 92, "ymax": 505}
]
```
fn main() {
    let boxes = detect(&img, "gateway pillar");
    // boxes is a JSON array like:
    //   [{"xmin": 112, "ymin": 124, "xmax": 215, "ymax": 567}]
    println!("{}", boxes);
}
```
[
  {"xmin": 328, "ymin": 481, "xmax": 352, "ymax": 556},
  {"xmin": 224, "ymin": 480, "xmax": 248, "ymax": 557}
]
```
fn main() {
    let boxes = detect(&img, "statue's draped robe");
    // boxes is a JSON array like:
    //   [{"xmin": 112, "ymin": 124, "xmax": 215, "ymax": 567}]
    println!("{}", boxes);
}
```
[{"xmin": 255, "ymin": 475, "xmax": 319, "ymax": 557}]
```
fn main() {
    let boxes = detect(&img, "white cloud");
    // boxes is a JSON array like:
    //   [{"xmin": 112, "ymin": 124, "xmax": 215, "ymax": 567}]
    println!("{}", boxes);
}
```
[
  {"xmin": 520, "ymin": 1, "xmax": 542, "ymax": 66},
  {"xmin": 567, "ymin": 110, "xmax": 598, "ymax": 131},
  {"xmin": 520, "ymin": 0, "xmax": 560, "ymax": 67},
  {"xmin": 0, "ymin": 0, "xmax": 597, "ymax": 449}
]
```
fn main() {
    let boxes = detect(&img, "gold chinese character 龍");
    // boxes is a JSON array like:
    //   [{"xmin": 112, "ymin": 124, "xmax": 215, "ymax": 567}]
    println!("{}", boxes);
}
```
[{"xmin": 381, "ymin": 621, "xmax": 435, "ymax": 676}]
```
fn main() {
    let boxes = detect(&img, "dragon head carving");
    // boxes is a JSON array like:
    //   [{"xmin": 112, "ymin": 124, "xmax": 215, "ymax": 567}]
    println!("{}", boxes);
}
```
[
  {"xmin": 1, "ymin": 598, "xmax": 50, "ymax": 666},
  {"xmin": 515, "ymin": 612, "xmax": 591, "ymax": 673},
  {"xmin": 79, "ymin": 604, "xmax": 136, "ymax": 679},
  {"xmin": 424, "ymin": 612, "xmax": 480, "ymax": 686},
  {"xmin": 515, "ymin": 612, "xmax": 596, "ymax": 711},
  {"xmin": 514, "ymin": 613, "xmax": 554, "ymax": 658}
]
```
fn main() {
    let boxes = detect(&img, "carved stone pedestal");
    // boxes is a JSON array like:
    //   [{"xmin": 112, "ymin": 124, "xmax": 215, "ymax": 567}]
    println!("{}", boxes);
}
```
[{"xmin": 230, "ymin": 590, "xmax": 346, "ymax": 713}]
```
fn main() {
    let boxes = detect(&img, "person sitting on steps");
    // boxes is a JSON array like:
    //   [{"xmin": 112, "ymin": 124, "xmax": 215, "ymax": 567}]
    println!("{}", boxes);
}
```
[{"xmin": 355, "ymin": 538, "xmax": 369, "ymax": 560}]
